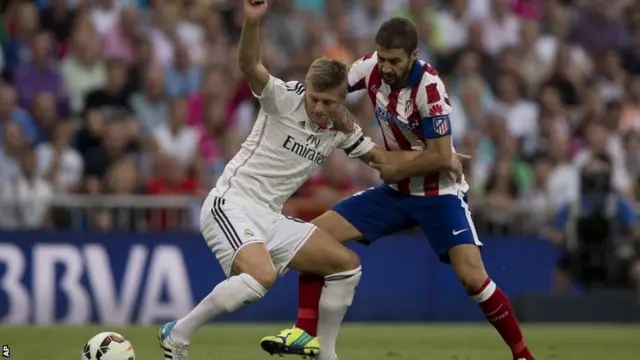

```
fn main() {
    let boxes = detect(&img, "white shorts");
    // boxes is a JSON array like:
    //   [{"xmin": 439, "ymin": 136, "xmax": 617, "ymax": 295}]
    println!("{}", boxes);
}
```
[{"xmin": 200, "ymin": 194, "xmax": 316, "ymax": 277}]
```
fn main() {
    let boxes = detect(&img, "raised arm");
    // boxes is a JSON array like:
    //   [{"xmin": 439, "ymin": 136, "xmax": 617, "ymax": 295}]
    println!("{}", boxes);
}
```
[{"xmin": 238, "ymin": 0, "xmax": 271, "ymax": 96}]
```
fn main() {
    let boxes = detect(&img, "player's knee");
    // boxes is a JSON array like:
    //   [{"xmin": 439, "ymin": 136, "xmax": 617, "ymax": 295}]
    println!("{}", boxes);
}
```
[
  {"xmin": 215, "ymin": 273, "xmax": 268, "ymax": 313},
  {"xmin": 335, "ymin": 248, "xmax": 361, "ymax": 273},
  {"xmin": 450, "ymin": 246, "xmax": 488, "ymax": 291},
  {"xmin": 323, "ymin": 265, "xmax": 362, "ymax": 308},
  {"xmin": 246, "ymin": 266, "xmax": 278, "ymax": 290}
]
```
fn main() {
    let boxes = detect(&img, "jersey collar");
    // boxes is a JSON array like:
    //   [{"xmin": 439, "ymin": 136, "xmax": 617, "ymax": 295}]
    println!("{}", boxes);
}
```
[
  {"xmin": 309, "ymin": 119, "xmax": 333, "ymax": 132},
  {"xmin": 406, "ymin": 60, "xmax": 424, "ymax": 87}
]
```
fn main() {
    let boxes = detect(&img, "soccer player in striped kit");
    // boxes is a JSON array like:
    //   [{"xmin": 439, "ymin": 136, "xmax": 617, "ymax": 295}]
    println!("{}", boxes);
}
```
[{"xmin": 260, "ymin": 17, "xmax": 535, "ymax": 360}]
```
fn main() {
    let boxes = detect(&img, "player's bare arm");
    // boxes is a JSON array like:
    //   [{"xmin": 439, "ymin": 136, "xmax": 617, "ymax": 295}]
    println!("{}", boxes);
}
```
[
  {"xmin": 238, "ymin": 0, "xmax": 270, "ymax": 95},
  {"xmin": 370, "ymin": 136, "xmax": 458, "ymax": 183}
]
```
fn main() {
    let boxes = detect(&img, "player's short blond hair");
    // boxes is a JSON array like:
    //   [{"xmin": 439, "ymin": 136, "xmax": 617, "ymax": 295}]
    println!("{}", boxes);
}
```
[{"xmin": 305, "ymin": 58, "xmax": 349, "ymax": 92}]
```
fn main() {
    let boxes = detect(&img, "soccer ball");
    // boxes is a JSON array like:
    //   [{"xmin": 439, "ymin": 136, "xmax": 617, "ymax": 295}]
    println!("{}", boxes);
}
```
[{"xmin": 81, "ymin": 332, "xmax": 135, "ymax": 360}]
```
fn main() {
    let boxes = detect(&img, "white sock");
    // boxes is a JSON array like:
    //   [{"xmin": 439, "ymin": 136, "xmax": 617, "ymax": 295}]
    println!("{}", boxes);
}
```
[
  {"xmin": 317, "ymin": 266, "xmax": 362, "ymax": 360},
  {"xmin": 171, "ymin": 273, "xmax": 266, "ymax": 343}
]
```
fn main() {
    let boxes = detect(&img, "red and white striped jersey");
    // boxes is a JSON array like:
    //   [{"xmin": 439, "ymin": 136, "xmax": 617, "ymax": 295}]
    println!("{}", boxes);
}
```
[{"xmin": 348, "ymin": 52, "xmax": 469, "ymax": 197}]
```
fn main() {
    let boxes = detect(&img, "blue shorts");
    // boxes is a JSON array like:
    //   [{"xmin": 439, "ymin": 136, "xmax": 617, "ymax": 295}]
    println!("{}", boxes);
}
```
[{"xmin": 332, "ymin": 185, "xmax": 482, "ymax": 263}]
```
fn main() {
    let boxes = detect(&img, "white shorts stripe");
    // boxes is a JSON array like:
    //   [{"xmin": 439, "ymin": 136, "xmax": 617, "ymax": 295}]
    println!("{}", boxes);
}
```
[
  {"xmin": 458, "ymin": 192, "xmax": 482, "ymax": 246},
  {"xmin": 211, "ymin": 197, "xmax": 243, "ymax": 250}
]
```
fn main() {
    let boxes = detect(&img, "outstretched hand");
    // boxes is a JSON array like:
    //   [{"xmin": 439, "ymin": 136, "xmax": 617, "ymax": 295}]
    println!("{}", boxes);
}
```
[
  {"xmin": 331, "ymin": 106, "xmax": 356, "ymax": 133},
  {"xmin": 369, "ymin": 161, "xmax": 404, "ymax": 183}
]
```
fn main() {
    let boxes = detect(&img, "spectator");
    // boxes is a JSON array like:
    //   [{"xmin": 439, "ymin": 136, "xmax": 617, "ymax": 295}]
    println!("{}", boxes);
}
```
[
  {"xmin": 395, "ymin": 0, "xmax": 442, "ymax": 57},
  {"xmin": 83, "ymin": 122, "xmax": 133, "ymax": 194},
  {"xmin": 547, "ymin": 133, "xmax": 579, "ymax": 208},
  {"xmin": 621, "ymin": 28, "xmax": 640, "ymax": 75},
  {"xmin": 620, "ymin": 75, "xmax": 640, "ymax": 133},
  {"xmin": 148, "ymin": 1, "xmax": 203, "ymax": 68},
  {"xmin": 100, "ymin": 158, "xmax": 145, "ymax": 231},
  {"xmin": 434, "ymin": 0, "xmax": 469, "ymax": 55},
  {"xmin": 126, "ymin": 37, "xmax": 154, "ymax": 94},
  {"xmin": 596, "ymin": 51, "xmax": 627, "ymax": 102},
  {"xmin": 0, "ymin": 121, "xmax": 25, "ymax": 189},
  {"xmin": 36, "ymin": 119, "xmax": 83, "ymax": 192},
  {"xmin": 481, "ymin": 0, "xmax": 521, "ymax": 56},
  {"xmin": 60, "ymin": 34, "xmax": 107, "ymax": 114},
  {"xmin": 165, "ymin": 43, "xmax": 201, "ymax": 98},
  {"xmin": 482, "ymin": 158, "xmax": 520, "ymax": 234},
  {"xmin": 0, "ymin": 82, "xmax": 36, "ymax": 144},
  {"xmin": 519, "ymin": 20, "xmax": 551, "ymax": 95},
  {"xmin": 83, "ymin": 59, "xmax": 132, "ymax": 121},
  {"xmin": 131, "ymin": 66, "xmax": 169, "ymax": 136},
  {"xmin": 200, "ymin": 11, "xmax": 231, "ymax": 68},
  {"xmin": 91, "ymin": 0, "xmax": 122, "ymax": 37},
  {"xmin": 2, "ymin": 2, "xmax": 39, "ymax": 76},
  {"xmin": 446, "ymin": 20, "xmax": 496, "ymax": 79},
  {"xmin": 146, "ymin": 154, "xmax": 200, "ymax": 229},
  {"xmin": 521, "ymin": 153, "xmax": 555, "ymax": 233},
  {"xmin": 574, "ymin": 122, "xmax": 631, "ymax": 195},
  {"xmin": 491, "ymin": 71, "xmax": 539, "ymax": 141},
  {"xmin": 13, "ymin": 31, "xmax": 68, "ymax": 116},
  {"xmin": 153, "ymin": 97, "xmax": 199, "ymax": 170},
  {"xmin": 571, "ymin": 0, "xmax": 630, "ymax": 57},
  {"xmin": 623, "ymin": 132, "xmax": 640, "ymax": 181},
  {"xmin": 263, "ymin": 0, "xmax": 306, "ymax": 58},
  {"xmin": 30, "ymin": 92, "xmax": 59, "ymax": 145},
  {"xmin": 39, "ymin": 0, "xmax": 77, "ymax": 47},
  {"xmin": 102, "ymin": 6, "xmax": 143, "ymax": 64},
  {"xmin": 448, "ymin": 50, "xmax": 494, "ymax": 117},
  {"xmin": 0, "ymin": 145, "xmax": 54, "ymax": 229},
  {"xmin": 349, "ymin": 0, "xmax": 392, "ymax": 41}
]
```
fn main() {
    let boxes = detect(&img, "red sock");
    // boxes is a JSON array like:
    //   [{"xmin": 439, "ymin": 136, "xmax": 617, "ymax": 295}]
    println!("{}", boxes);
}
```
[
  {"xmin": 470, "ymin": 278, "xmax": 532, "ymax": 358},
  {"xmin": 294, "ymin": 273, "xmax": 324, "ymax": 336}
]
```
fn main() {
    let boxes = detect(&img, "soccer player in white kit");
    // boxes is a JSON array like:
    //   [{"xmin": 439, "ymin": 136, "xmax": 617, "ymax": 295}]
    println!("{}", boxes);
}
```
[{"xmin": 156, "ymin": 1, "xmax": 407, "ymax": 359}]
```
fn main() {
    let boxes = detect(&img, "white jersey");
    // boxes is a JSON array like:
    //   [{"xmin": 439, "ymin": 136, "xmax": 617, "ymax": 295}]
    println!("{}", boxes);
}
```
[
  {"xmin": 211, "ymin": 75, "xmax": 375, "ymax": 213},
  {"xmin": 349, "ymin": 52, "xmax": 469, "ymax": 197}
]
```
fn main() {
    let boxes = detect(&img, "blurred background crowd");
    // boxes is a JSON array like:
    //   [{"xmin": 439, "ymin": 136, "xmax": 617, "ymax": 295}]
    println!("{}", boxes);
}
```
[{"xmin": 0, "ymin": 0, "xmax": 639, "ymax": 236}]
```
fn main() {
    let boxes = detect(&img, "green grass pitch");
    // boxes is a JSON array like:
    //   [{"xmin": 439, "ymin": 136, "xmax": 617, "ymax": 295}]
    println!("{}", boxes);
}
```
[{"xmin": 1, "ymin": 323, "xmax": 639, "ymax": 360}]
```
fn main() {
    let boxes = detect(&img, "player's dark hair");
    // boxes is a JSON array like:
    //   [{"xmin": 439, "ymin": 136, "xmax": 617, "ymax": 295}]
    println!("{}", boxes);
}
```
[
  {"xmin": 306, "ymin": 58, "xmax": 349, "ymax": 92},
  {"xmin": 375, "ymin": 17, "xmax": 418, "ymax": 55}
]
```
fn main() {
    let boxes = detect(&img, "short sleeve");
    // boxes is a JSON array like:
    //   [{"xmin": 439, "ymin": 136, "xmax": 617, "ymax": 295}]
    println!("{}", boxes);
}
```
[
  {"xmin": 416, "ymin": 74, "xmax": 453, "ymax": 139},
  {"xmin": 348, "ymin": 52, "xmax": 377, "ymax": 93},
  {"xmin": 251, "ymin": 75, "xmax": 303, "ymax": 116},
  {"xmin": 339, "ymin": 124, "xmax": 375, "ymax": 158}
]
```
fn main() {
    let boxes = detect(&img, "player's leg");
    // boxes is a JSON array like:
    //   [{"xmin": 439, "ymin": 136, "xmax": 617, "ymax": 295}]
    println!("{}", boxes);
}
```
[
  {"xmin": 410, "ymin": 193, "xmax": 534, "ymax": 360},
  {"xmin": 285, "ymin": 224, "xmax": 362, "ymax": 360},
  {"xmin": 160, "ymin": 196, "xmax": 272, "ymax": 360},
  {"xmin": 261, "ymin": 185, "xmax": 414, "ymax": 357},
  {"xmin": 293, "ymin": 210, "xmax": 364, "ymax": 337}
]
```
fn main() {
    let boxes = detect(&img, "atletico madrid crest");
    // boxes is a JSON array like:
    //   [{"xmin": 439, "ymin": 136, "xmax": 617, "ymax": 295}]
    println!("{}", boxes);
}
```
[
  {"xmin": 433, "ymin": 116, "xmax": 449, "ymax": 136},
  {"xmin": 404, "ymin": 99, "xmax": 414, "ymax": 116}
]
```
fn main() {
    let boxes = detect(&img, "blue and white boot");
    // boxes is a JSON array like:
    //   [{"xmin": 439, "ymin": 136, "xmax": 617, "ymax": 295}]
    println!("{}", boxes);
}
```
[{"xmin": 158, "ymin": 321, "xmax": 189, "ymax": 360}]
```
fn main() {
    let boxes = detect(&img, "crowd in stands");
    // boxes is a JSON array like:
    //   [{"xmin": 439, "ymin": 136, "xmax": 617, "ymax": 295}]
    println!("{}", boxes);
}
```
[{"xmin": 0, "ymin": 0, "xmax": 639, "ymax": 233}]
